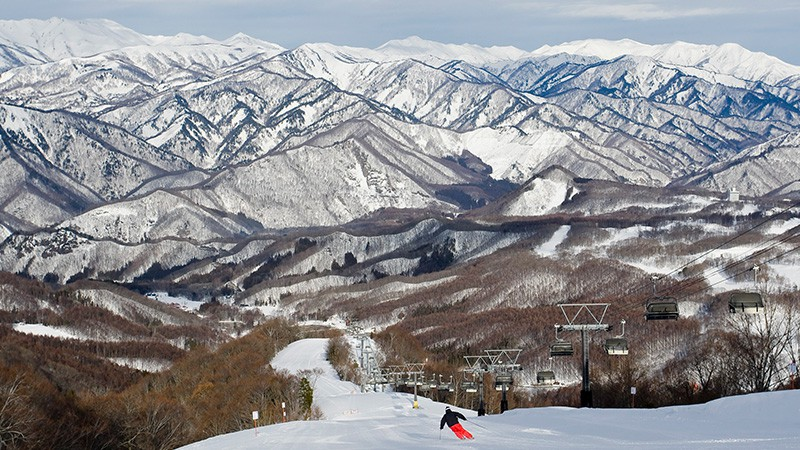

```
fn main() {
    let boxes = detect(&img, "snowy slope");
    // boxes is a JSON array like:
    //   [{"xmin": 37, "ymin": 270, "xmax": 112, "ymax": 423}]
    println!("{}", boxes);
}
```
[
  {"xmin": 376, "ymin": 36, "xmax": 531, "ymax": 65},
  {"xmin": 532, "ymin": 38, "xmax": 800, "ymax": 84},
  {"xmin": 182, "ymin": 338, "xmax": 800, "ymax": 449},
  {"xmin": 0, "ymin": 18, "xmax": 153, "ymax": 61}
]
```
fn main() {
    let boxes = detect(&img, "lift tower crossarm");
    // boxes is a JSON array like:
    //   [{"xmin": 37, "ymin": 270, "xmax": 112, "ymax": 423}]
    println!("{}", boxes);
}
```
[
  {"xmin": 558, "ymin": 303, "xmax": 610, "ymax": 326},
  {"xmin": 463, "ymin": 355, "xmax": 490, "ymax": 373},
  {"xmin": 483, "ymin": 349, "xmax": 522, "ymax": 369}
]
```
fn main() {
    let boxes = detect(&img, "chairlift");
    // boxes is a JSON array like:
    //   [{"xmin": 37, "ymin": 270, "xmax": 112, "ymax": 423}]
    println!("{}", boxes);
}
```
[
  {"xmin": 550, "ymin": 341, "xmax": 574, "ymax": 357},
  {"xmin": 604, "ymin": 319, "xmax": 629, "ymax": 355},
  {"xmin": 426, "ymin": 373, "xmax": 437, "ymax": 389},
  {"xmin": 729, "ymin": 266, "xmax": 766, "ymax": 314},
  {"xmin": 536, "ymin": 370, "xmax": 556, "ymax": 385},
  {"xmin": 729, "ymin": 292, "xmax": 765, "ymax": 314},
  {"xmin": 645, "ymin": 297, "xmax": 679, "ymax": 320},
  {"xmin": 419, "ymin": 376, "xmax": 430, "ymax": 392},
  {"xmin": 494, "ymin": 373, "xmax": 513, "ymax": 391},
  {"xmin": 536, "ymin": 356, "xmax": 557, "ymax": 385},
  {"xmin": 433, "ymin": 375, "xmax": 452, "ymax": 391},
  {"xmin": 462, "ymin": 381, "xmax": 478, "ymax": 393},
  {"xmin": 444, "ymin": 376, "xmax": 455, "ymax": 392},
  {"xmin": 603, "ymin": 338, "xmax": 629, "ymax": 355},
  {"xmin": 550, "ymin": 325, "xmax": 574, "ymax": 357}
]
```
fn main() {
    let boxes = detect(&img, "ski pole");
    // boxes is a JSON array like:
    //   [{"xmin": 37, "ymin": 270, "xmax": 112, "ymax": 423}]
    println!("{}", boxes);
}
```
[
  {"xmin": 465, "ymin": 419, "xmax": 491, "ymax": 432},
  {"xmin": 439, "ymin": 428, "xmax": 442, "ymax": 440}
]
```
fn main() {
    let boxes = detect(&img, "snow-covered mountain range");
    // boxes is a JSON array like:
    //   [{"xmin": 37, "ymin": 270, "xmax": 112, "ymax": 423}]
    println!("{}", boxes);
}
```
[{"xmin": 1, "ymin": 18, "xmax": 799, "ymax": 287}]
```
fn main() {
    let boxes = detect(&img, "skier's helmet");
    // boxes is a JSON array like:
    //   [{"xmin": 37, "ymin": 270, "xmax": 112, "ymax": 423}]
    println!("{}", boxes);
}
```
[{"xmin": 445, "ymin": 406, "xmax": 451, "ymax": 412}]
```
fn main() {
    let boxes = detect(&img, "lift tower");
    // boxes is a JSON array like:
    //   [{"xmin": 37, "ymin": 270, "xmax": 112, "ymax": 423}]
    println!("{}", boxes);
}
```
[
  {"xmin": 463, "ymin": 355, "xmax": 490, "ymax": 416},
  {"xmin": 485, "ymin": 349, "xmax": 521, "ymax": 413},
  {"xmin": 556, "ymin": 303, "xmax": 611, "ymax": 408}
]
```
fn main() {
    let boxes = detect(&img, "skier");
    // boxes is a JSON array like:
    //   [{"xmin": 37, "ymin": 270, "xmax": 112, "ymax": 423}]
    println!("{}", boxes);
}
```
[{"xmin": 440, "ymin": 406, "xmax": 473, "ymax": 440}]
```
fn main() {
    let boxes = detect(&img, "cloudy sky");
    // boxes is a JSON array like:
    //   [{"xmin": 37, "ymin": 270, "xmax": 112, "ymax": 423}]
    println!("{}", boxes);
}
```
[{"xmin": 6, "ymin": 0, "xmax": 800, "ymax": 64}]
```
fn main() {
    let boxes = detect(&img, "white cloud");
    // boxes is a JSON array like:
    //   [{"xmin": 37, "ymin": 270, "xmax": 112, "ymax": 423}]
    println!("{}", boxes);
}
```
[
  {"xmin": 507, "ymin": 0, "xmax": 798, "ymax": 21},
  {"xmin": 562, "ymin": 3, "xmax": 740, "ymax": 20}
]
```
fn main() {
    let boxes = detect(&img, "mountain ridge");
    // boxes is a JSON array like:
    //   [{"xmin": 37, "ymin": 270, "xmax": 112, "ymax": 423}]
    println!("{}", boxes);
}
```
[{"xmin": 1, "ymin": 17, "xmax": 799, "ymax": 288}]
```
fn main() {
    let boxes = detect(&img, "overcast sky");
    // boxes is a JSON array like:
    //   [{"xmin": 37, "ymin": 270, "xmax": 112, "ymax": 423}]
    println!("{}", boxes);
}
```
[{"xmin": 5, "ymin": 0, "xmax": 800, "ymax": 64}]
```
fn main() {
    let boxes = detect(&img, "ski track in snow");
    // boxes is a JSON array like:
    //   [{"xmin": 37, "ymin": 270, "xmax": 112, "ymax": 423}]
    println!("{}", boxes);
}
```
[
  {"xmin": 536, "ymin": 225, "xmax": 570, "ymax": 256},
  {"xmin": 12, "ymin": 323, "xmax": 84, "ymax": 340},
  {"xmin": 181, "ymin": 338, "xmax": 800, "ymax": 449}
]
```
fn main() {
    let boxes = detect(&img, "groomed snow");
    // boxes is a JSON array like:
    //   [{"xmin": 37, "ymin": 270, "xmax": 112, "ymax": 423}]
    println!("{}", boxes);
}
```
[
  {"xmin": 145, "ymin": 292, "xmax": 202, "ymax": 311},
  {"xmin": 181, "ymin": 338, "xmax": 800, "ymax": 449},
  {"xmin": 12, "ymin": 323, "xmax": 83, "ymax": 340},
  {"xmin": 536, "ymin": 225, "xmax": 570, "ymax": 256}
]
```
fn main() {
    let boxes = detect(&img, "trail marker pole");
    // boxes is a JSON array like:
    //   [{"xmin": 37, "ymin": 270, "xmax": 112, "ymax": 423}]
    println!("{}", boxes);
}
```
[
  {"xmin": 413, "ymin": 371, "xmax": 419, "ymax": 409},
  {"xmin": 282, "ymin": 401, "xmax": 287, "ymax": 422}
]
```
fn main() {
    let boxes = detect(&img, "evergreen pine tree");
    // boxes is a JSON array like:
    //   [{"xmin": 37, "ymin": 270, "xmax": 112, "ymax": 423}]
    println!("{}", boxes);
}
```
[{"xmin": 299, "ymin": 377, "xmax": 313, "ymax": 419}]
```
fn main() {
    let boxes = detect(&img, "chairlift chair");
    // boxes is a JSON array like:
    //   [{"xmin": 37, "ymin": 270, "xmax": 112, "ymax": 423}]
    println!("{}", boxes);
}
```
[
  {"xmin": 494, "ymin": 373, "xmax": 513, "ymax": 391},
  {"xmin": 536, "ymin": 370, "xmax": 556, "ymax": 385},
  {"xmin": 604, "ymin": 319, "xmax": 629, "ymax": 355},
  {"xmin": 550, "ymin": 324, "xmax": 575, "ymax": 357},
  {"xmin": 550, "ymin": 341, "xmax": 574, "ymax": 357},
  {"xmin": 462, "ymin": 381, "xmax": 478, "ymax": 393},
  {"xmin": 603, "ymin": 338, "xmax": 629, "ymax": 355},
  {"xmin": 645, "ymin": 297, "xmax": 679, "ymax": 320},
  {"xmin": 437, "ymin": 381, "xmax": 453, "ymax": 392},
  {"xmin": 729, "ymin": 292, "xmax": 765, "ymax": 314},
  {"xmin": 428, "ymin": 374, "xmax": 438, "ymax": 390}
]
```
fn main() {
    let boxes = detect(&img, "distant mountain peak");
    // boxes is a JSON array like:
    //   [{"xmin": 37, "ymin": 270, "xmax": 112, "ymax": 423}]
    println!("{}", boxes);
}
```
[
  {"xmin": 532, "ymin": 38, "xmax": 800, "ymax": 83},
  {"xmin": 375, "ymin": 36, "xmax": 530, "ymax": 64},
  {"xmin": 0, "ymin": 17, "xmax": 153, "ymax": 60}
]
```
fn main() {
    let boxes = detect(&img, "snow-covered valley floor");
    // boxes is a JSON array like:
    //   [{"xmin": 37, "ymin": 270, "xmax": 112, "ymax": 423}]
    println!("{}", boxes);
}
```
[{"xmin": 181, "ymin": 339, "xmax": 800, "ymax": 449}]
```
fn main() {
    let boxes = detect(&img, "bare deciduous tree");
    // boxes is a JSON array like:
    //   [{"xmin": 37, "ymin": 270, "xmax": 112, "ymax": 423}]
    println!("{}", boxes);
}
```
[
  {"xmin": 0, "ymin": 375, "xmax": 34, "ymax": 449},
  {"xmin": 724, "ymin": 302, "xmax": 797, "ymax": 393}
]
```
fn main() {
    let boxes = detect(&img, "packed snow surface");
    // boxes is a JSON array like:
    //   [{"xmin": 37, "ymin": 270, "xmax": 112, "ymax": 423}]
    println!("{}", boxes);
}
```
[
  {"xmin": 145, "ymin": 292, "xmax": 202, "ymax": 311},
  {"xmin": 12, "ymin": 323, "xmax": 83, "ymax": 340},
  {"xmin": 182, "ymin": 339, "xmax": 800, "ymax": 449}
]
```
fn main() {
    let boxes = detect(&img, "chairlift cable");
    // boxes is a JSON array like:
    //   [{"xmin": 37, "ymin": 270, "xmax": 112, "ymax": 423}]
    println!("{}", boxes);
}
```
[
  {"xmin": 672, "ymin": 238, "xmax": 800, "ymax": 300},
  {"xmin": 634, "ymin": 200, "xmax": 800, "ymax": 295},
  {"xmin": 633, "ymin": 205, "xmax": 800, "ymax": 301},
  {"xmin": 660, "ymin": 226, "xmax": 800, "ymax": 299}
]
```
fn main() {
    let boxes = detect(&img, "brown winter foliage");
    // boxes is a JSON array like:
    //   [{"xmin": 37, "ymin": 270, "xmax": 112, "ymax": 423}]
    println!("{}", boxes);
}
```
[
  {"xmin": 0, "ymin": 272, "xmax": 309, "ymax": 449},
  {"xmin": 0, "ymin": 318, "xmax": 303, "ymax": 449},
  {"xmin": 326, "ymin": 334, "xmax": 361, "ymax": 384}
]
